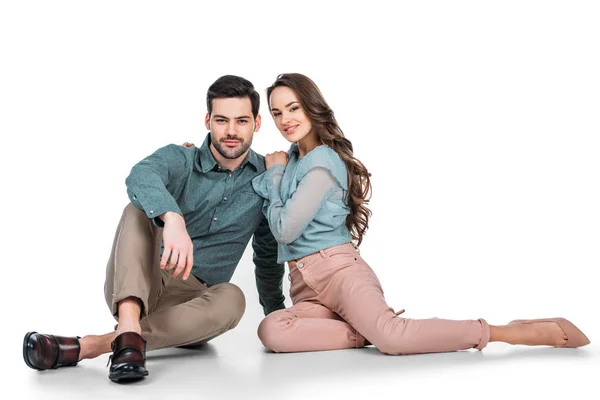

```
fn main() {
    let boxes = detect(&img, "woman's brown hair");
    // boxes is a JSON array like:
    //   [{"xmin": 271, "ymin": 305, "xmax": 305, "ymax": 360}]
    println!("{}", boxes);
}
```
[{"xmin": 267, "ymin": 73, "xmax": 373, "ymax": 246}]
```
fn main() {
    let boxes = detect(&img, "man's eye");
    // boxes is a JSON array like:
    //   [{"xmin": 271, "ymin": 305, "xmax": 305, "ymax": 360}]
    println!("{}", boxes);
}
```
[
  {"xmin": 216, "ymin": 119, "xmax": 225, "ymax": 123},
  {"xmin": 238, "ymin": 120, "xmax": 248, "ymax": 124}
]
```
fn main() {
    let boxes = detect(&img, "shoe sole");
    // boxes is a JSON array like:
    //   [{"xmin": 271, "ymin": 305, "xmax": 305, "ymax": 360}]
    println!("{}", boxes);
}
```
[
  {"xmin": 23, "ymin": 331, "xmax": 43, "ymax": 371},
  {"xmin": 109, "ymin": 370, "xmax": 149, "ymax": 383}
]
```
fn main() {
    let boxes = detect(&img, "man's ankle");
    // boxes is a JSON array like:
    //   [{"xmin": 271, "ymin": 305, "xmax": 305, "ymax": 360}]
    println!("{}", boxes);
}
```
[{"xmin": 115, "ymin": 323, "xmax": 142, "ymax": 336}]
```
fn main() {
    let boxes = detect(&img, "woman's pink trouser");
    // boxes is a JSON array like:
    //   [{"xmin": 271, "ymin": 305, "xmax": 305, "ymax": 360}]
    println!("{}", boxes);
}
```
[{"xmin": 258, "ymin": 243, "xmax": 490, "ymax": 355}]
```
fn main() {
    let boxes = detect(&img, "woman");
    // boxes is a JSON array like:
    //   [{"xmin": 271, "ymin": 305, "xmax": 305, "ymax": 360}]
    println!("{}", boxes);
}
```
[{"xmin": 249, "ymin": 73, "xmax": 590, "ymax": 355}]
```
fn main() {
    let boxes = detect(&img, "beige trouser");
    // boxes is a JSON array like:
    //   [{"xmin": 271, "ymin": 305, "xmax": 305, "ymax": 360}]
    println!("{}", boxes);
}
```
[
  {"xmin": 104, "ymin": 203, "xmax": 246, "ymax": 351},
  {"xmin": 258, "ymin": 243, "xmax": 490, "ymax": 355}
]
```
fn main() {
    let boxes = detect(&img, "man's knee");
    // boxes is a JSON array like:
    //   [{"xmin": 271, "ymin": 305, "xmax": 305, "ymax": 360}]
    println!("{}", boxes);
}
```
[{"xmin": 213, "ymin": 283, "xmax": 246, "ymax": 329}]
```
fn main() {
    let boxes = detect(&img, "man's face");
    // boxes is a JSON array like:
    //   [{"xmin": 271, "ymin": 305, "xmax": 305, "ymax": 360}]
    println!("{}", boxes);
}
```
[{"xmin": 205, "ymin": 97, "xmax": 261, "ymax": 160}]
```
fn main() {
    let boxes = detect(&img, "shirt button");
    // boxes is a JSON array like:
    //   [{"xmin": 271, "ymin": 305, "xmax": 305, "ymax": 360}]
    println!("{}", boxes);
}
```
[
  {"xmin": 133, "ymin": 195, "xmax": 137, "ymax": 200},
  {"xmin": 228, "ymin": 173, "xmax": 232, "ymax": 177},
  {"xmin": 223, "ymin": 197, "xmax": 227, "ymax": 201},
  {"xmin": 213, "ymin": 217, "xmax": 218, "ymax": 221},
  {"xmin": 297, "ymin": 262, "xmax": 304, "ymax": 269},
  {"xmin": 149, "ymin": 210, "xmax": 154, "ymax": 214}
]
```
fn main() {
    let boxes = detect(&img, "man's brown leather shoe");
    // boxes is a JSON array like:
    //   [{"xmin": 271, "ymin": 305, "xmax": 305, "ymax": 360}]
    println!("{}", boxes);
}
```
[
  {"xmin": 108, "ymin": 332, "xmax": 148, "ymax": 383},
  {"xmin": 23, "ymin": 331, "xmax": 80, "ymax": 370}
]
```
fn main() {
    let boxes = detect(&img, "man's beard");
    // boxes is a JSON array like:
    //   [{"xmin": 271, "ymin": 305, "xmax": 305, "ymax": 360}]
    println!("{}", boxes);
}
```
[{"xmin": 210, "ymin": 133, "xmax": 252, "ymax": 160}]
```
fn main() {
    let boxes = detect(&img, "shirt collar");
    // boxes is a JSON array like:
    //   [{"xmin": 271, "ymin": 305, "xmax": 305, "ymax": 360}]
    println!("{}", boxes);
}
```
[
  {"xmin": 244, "ymin": 145, "xmax": 262, "ymax": 171},
  {"xmin": 197, "ymin": 133, "xmax": 261, "ymax": 173}
]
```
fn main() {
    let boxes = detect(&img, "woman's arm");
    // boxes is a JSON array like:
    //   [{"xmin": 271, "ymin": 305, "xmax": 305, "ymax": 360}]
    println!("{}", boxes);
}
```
[{"xmin": 263, "ymin": 166, "xmax": 338, "ymax": 245}]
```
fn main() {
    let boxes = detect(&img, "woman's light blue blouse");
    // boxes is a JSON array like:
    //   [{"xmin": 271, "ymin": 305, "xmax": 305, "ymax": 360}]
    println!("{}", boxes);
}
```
[{"xmin": 251, "ymin": 144, "xmax": 352, "ymax": 263}]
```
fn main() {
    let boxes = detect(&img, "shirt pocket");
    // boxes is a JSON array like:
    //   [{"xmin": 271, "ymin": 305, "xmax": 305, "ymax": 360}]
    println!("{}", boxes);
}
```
[{"xmin": 231, "ymin": 190, "xmax": 264, "ymax": 221}]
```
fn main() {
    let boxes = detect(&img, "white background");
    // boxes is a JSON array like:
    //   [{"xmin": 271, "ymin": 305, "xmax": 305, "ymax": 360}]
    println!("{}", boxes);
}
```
[{"xmin": 1, "ymin": 1, "xmax": 598, "ymax": 399}]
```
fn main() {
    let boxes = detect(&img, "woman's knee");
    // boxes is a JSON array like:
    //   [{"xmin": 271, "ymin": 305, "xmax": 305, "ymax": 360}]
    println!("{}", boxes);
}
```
[{"xmin": 257, "ymin": 311, "xmax": 292, "ymax": 353}]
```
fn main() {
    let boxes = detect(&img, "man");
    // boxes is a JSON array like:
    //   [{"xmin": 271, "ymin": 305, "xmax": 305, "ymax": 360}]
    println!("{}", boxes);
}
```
[{"xmin": 22, "ymin": 75, "xmax": 285, "ymax": 383}]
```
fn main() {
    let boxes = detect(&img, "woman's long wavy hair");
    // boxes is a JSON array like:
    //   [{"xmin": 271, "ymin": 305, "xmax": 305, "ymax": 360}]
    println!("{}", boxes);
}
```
[{"xmin": 266, "ymin": 73, "xmax": 373, "ymax": 246}]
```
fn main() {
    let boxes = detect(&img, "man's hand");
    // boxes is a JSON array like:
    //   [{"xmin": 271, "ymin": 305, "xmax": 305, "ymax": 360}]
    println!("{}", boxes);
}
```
[
  {"xmin": 159, "ymin": 212, "xmax": 194, "ymax": 280},
  {"xmin": 265, "ymin": 151, "xmax": 289, "ymax": 169}
]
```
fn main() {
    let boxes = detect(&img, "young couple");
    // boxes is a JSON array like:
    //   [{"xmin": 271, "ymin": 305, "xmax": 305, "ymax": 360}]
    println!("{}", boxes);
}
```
[{"xmin": 23, "ymin": 74, "xmax": 590, "ymax": 384}]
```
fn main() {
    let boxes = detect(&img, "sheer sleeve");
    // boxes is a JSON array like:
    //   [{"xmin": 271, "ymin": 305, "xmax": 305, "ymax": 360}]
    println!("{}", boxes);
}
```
[{"xmin": 262, "ymin": 167, "xmax": 339, "ymax": 245}]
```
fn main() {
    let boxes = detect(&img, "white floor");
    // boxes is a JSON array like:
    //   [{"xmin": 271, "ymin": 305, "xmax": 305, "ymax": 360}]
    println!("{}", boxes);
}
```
[
  {"xmin": 10, "ymin": 331, "xmax": 600, "ymax": 400},
  {"xmin": 7, "ymin": 286, "xmax": 600, "ymax": 400},
  {"xmin": 6, "ymin": 223, "xmax": 600, "ymax": 400}
]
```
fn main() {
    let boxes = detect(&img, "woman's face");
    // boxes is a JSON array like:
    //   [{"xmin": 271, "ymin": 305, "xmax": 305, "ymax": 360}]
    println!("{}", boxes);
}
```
[{"xmin": 269, "ymin": 86, "xmax": 313, "ymax": 143}]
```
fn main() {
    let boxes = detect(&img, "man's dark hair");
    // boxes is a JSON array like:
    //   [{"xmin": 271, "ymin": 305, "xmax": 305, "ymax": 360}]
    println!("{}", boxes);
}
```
[{"xmin": 206, "ymin": 75, "xmax": 260, "ymax": 118}]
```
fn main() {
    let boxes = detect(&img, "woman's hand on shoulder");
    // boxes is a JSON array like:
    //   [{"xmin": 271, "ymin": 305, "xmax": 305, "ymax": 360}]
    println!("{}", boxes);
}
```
[{"xmin": 265, "ymin": 151, "xmax": 289, "ymax": 169}]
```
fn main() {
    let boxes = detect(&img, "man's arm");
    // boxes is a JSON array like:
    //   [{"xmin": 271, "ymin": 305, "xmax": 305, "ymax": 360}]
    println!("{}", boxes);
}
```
[
  {"xmin": 125, "ymin": 144, "xmax": 195, "ymax": 280},
  {"xmin": 252, "ymin": 216, "xmax": 286, "ymax": 316},
  {"xmin": 125, "ymin": 144, "xmax": 188, "ymax": 226}
]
